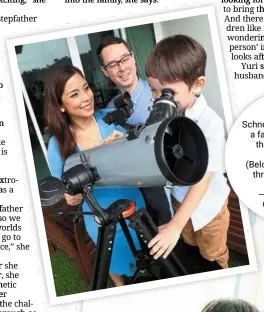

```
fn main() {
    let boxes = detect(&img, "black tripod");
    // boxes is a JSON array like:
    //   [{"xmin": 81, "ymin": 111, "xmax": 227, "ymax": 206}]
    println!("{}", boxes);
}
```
[
  {"xmin": 92, "ymin": 200, "xmax": 187, "ymax": 290},
  {"xmin": 39, "ymin": 88, "xmax": 212, "ymax": 291},
  {"xmin": 59, "ymin": 162, "xmax": 187, "ymax": 291}
]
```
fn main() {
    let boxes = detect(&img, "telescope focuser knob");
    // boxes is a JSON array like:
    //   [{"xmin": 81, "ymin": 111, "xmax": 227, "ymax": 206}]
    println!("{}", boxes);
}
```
[{"xmin": 148, "ymin": 105, "xmax": 153, "ymax": 112}]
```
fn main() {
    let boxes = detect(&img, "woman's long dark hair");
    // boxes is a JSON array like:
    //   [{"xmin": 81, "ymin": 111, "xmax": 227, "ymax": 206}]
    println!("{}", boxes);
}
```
[{"xmin": 44, "ymin": 65, "xmax": 84, "ymax": 159}]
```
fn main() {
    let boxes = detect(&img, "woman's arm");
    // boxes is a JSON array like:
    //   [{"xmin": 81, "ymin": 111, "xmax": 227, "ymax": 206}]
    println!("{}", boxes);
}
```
[{"xmin": 47, "ymin": 136, "xmax": 83, "ymax": 206}]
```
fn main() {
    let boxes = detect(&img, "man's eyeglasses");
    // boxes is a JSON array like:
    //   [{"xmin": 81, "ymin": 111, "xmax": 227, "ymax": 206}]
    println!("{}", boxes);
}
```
[{"xmin": 103, "ymin": 52, "xmax": 133, "ymax": 71}]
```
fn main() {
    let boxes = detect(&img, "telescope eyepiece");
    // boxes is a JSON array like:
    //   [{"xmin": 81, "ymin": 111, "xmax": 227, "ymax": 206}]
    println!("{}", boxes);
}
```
[
  {"xmin": 161, "ymin": 88, "xmax": 175, "ymax": 99},
  {"xmin": 145, "ymin": 88, "xmax": 179, "ymax": 126}
]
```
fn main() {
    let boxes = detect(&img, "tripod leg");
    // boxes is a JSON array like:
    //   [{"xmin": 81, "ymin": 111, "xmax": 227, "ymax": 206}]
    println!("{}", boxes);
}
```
[
  {"xmin": 92, "ymin": 223, "xmax": 116, "ymax": 290},
  {"xmin": 130, "ymin": 265, "xmax": 160, "ymax": 284},
  {"xmin": 129, "ymin": 268, "xmax": 141, "ymax": 284},
  {"xmin": 119, "ymin": 218, "xmax": 138, "ymax": 257},
  {"xmin": 129, "ymin": 209, "xmax": 187, "ymax": 277}
]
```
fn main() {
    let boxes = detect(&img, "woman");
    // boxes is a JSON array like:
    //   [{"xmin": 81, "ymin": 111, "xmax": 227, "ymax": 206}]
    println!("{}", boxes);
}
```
[{"xmin": 44, "ymin": 65, "xmax": 145, "ymax": 287}]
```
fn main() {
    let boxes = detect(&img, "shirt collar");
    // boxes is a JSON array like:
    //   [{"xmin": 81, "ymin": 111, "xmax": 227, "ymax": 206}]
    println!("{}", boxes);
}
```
[
  {"xmin": 184, "ymin": 94, "xmax": 207, "ymax": 122},
  {"xmin": 131, "ymin": 77, "xmax": 145, "ymax": 104}
]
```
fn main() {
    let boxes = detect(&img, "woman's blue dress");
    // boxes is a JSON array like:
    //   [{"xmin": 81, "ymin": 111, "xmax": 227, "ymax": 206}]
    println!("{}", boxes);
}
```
[{"xmin": 47, "ymin": 109, "xmax": 145, "ymax": 276}]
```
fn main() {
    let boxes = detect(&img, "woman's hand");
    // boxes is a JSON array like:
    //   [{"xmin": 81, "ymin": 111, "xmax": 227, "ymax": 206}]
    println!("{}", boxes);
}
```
[
  {"xmin": 148, "ymin": 222, "xmax": 181, "ymax": 260},
  {"xmin": 64, "ymin": 193, "xmax": 83, "ymax": 206},
  {"xmin": 103, "ymin": 130, "xmax": 125, "ymax": 144}
]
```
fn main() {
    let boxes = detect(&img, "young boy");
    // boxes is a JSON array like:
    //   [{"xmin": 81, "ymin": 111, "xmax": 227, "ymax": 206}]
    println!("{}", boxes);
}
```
[{"xmin": 146, "ymin": 35, "xmax": 230, "ymax": 268}]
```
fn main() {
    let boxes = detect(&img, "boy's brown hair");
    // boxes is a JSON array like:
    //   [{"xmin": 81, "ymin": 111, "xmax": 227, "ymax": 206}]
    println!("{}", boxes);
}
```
[{"xmin": 145, "ymin": 34, "xmax": 207, "ymax": 89}]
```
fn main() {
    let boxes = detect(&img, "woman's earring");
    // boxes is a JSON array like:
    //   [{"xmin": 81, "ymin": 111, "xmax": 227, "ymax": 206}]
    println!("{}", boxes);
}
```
[
  {"xmin": 194, "ymin": 92, "xmax": 201, "ymax": 98},
  {"xmin": 61, "ymin": 108, "xmax": 65, "ymax": 113}
]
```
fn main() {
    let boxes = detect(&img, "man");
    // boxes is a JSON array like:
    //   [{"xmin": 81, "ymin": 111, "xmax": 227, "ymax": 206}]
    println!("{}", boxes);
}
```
[
  {"xmin": 97, "ymin": 37, "xmax": 150, "ymax": 125},
  {"xmin": 96, "ymin": 36, "xmax": 172, "ymax": 225}
]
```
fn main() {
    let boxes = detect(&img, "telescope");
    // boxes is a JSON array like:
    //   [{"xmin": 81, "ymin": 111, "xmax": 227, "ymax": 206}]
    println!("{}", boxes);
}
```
[
  {"xmin": 63, "ymin": 89, "xmax": 208, "ymax": 188},
  {"xmin": 39, "ymin": 89, "xmax": 209, "ymax": 290}
]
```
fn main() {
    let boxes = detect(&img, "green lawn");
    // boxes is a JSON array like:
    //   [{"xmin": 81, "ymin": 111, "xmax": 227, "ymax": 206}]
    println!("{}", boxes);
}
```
[
  {"xmin": 50, "ymin": 250, "xmax": 91, "ymax": 296},
  {"xmin": 50, "ymin": 250, "xmax": 115, "ymax": 296}
]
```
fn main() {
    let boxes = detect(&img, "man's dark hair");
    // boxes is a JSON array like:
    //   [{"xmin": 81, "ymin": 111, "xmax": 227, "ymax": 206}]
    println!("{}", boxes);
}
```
[
  {"xmin": 145, "ymin": 34, "xmax": 207, "ymax": 89},
  {"xmin": 97, "ymin": 36, "xmax": 131, "ymax": 66},
  {"xmin": 202, "ymin": 299, "xmax": 259, "ymax": 312}
]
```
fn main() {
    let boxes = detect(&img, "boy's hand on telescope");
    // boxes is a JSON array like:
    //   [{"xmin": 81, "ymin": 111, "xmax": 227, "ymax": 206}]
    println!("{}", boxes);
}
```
[
  {"xmin": 103, "ymin": 130, "xmax": 125, "ymax": 144},
  {"xmin": 64, "ymin": 193, "xmax": 83, "ymax": 206},
  {"xmin": 148, "ymin": 222, "xmax": 181, "ymax": 260}
]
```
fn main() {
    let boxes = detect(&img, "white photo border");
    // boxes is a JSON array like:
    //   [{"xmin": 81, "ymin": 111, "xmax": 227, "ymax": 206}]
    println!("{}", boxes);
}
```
[{"xmin": 7, "ymin": 5, "xmax": 257, "ymax": 306}]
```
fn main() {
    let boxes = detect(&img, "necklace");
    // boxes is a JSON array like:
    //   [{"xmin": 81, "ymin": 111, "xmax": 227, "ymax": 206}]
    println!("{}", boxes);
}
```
[
  {"xmin": 70, "ymin": 117, "xmax": 102, "ymax": 142},
  {"xmin": 84, "ymin": 134, "xmax": 90, "ymax": 140},
  {"xmin": 77, "ymin": 126, "xmax": 92, "ymax": 140},
  {"xmin": 70, "ymin": 123, "xmax": 92, "ymax": 140},
  {"xmin": 82, "ymin": 117, "xmax": 95, "ymax": 140}
]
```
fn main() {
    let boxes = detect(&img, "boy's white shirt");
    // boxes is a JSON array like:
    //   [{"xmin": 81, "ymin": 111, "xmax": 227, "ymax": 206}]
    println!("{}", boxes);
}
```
[{"xmin": 171, "ymin": 94, "xmax": 230, "ymax": 231}]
